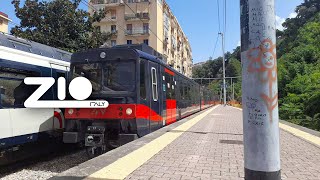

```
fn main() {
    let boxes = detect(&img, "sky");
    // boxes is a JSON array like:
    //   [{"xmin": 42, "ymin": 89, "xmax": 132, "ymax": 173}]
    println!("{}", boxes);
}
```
[{"xmin": 0, "ymin": 0, "xmax": 303, "ymax": 63}]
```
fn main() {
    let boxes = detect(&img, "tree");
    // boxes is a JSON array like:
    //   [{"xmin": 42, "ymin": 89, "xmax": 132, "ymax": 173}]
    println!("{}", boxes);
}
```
[{"xmin": 11, "ymin": 0, "xmax": 111, "ymax": 52}]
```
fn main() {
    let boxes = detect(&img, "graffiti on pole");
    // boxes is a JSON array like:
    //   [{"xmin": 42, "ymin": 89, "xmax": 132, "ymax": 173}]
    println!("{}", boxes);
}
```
[{"xmin": 246, "ymin": 39, "xmax": 278, "ymax": 122}]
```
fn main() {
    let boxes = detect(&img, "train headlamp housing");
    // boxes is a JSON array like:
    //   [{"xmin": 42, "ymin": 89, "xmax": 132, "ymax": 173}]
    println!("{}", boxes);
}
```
[
  {"xmin": 68, "ymin": 109, "xmax": 74, "ymax": 115},
  {"xmin": 126, "ymin": 108, "xmax": 133, "ymax": 115}
]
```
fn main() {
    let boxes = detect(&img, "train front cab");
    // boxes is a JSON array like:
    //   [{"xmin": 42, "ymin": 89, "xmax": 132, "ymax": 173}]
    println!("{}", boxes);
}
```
[{"xmin": 63, "ymin": 48, "xmax": 204, "ymax": 157}]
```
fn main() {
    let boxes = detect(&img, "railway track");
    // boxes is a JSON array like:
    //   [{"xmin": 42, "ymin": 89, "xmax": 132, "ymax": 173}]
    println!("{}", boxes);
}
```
[{"xmin": 0, "ymin": 146, "xmax": 89, "ymax": 180}]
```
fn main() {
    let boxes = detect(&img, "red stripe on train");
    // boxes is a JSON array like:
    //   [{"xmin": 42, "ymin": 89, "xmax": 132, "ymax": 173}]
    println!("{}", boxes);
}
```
[
  {"xmin": 65, "ymin": 104, "xmax": 162, "ymax": 122},
  {"xmin": 166, "ymin": 99, "xmax": 177, "ymax": 125},
  {"xmin": 165, "ymin": 68, "xmax": 174, "ymax": 76},
  {"xmin": 54, "ymin": 111, "xmax": 63, "ymax": 128}
]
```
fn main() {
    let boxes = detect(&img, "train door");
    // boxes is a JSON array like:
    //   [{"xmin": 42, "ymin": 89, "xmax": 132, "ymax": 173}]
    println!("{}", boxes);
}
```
[
  {"xmin": 137, "ymin": 58, "xmax": 150, "ymax": 136},
  {"xmin": 149, "ymin": 62, "xmax": 161, "ymax": 132},
  {"xmin": 164, "ymin": 68, "xmax": 176, "ymax": 125}
]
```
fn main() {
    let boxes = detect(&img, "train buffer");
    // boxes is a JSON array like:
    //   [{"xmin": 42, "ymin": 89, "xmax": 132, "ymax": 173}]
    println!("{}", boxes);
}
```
[{"xmin": 52, "ymin": 105, "xmax": 320, "ymax": 180}]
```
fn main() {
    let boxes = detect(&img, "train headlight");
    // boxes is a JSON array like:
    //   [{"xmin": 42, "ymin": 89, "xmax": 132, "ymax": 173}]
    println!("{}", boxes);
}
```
[
  {"xmin": 68, "ymin": 109, "xmax": 74, "ymax": 115},
  {"xmin": 126, "ymin": 108, "xmax": 133, "ymax": 115},
  {"xmin": 100, "ymin": 52, "xmax": 106, "ymax": 58}
]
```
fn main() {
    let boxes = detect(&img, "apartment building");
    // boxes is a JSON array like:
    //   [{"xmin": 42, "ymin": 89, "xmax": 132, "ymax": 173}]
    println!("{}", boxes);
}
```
[
  {"xmin": 89, "ymin": 0, "xmax": 193, "ymax": 77},
  {"xmin": 0, "ymin": 12, "xmax": 10, "ymax": 34}
]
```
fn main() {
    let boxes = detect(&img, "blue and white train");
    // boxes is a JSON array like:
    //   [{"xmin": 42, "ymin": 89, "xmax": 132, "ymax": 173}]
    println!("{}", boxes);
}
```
[{"xmin": 0, "ymin": 33, "xmax": 71, "ymax": 164}]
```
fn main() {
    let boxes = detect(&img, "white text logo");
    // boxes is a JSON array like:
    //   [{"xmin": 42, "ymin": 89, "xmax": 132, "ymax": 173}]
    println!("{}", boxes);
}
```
[{"xmin": 24, "ymin": 77, "xmax": 108, "ymax": 108}]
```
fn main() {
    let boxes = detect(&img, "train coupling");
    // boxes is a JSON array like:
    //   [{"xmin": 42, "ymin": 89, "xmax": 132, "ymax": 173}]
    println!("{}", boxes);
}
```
[{"xmin": 85, "ymin": 126, "xmax": 106, "ymax": 147}]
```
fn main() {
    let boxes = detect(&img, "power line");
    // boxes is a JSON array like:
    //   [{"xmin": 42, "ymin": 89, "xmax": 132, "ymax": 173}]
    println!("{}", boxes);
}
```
[
  {"xmin": 81, "ymin": 0, "xmax": 142, "ymax": 44},
  {"xmin": 217, "ymin": 0, "xmax": 221, "ymax": 33},
  {"xmin": 8, "ymin": 21, "xmax": 20, "ymax": 27},
  {"xmin": 211, "ymin": 35, "xmax": 220, "ymax": 58},
  {"xmin": 224, "ymin": 0, "xmax": 227, "ymax": 35},
  {"xmin": 122, "ymin": 0, "xmax": 164, "ymax": 44}
]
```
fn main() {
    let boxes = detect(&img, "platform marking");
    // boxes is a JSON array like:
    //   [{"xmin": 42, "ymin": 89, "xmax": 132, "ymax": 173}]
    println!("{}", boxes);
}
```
[
  {"xmin": 87, "ymin": 106, "xmax": 218, "ymax": 180},
  {"xmin": 231, "ymin": 106, "xmax": 320, "ymax": 146},
  {"xmin": 279, "ymin": 123, "xmax": 320, "ymax": 146}
]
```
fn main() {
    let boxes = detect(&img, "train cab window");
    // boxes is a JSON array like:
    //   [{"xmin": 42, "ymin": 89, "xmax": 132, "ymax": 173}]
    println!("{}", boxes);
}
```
[
  {"xmin": 140, "ymin": 59, "xmax": 146, "ymax": 100},
  {"xmin": 73, "ymin": 63, "xmax": 101, "ymax": 92},
  {"xmin": 0, "ymin": 67, "xmax": 40, "ymax": 108},
  {"xmin": 103, "ymin": 61, "xmax": 136, "ymax": 92},
  {"xmin": 151, "ymin": 67, "xmax": 158, "ymax": 101}
]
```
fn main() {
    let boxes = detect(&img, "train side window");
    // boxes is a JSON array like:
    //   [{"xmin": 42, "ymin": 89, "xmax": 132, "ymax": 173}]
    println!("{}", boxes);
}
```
[
  {"xmin": 184, "ymin": 85, "xmax": 188, "ymax": 100},
  {"xmin": 0, "ymin": 67, "xmax": 40, "ymax": 108},
  {"xmin": 151, "ymin": 67, "xmax": 158, "ymax": 101},
  {"xmin": 140, "ymin": 59, "xmax": 146, "ymax": 100},
  {"xmin": 171, "ymin": 76, "xmax": 175, "ymax": 97},
  {"xmin": 180, "ymin": 81, "xmax": 184, "ymax": 99}
]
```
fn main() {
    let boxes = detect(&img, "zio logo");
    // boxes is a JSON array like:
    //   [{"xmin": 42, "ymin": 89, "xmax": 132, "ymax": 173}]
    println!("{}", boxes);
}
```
[{"xmin": 24, "ymin": 77, "xmax": 108, "ymax": 108}]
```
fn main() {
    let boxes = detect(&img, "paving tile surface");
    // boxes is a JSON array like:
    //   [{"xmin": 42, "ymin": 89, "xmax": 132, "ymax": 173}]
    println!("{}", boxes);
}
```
[{"xmin": 126, "ymin": 105, "xmax": 320, "ymax": 180}]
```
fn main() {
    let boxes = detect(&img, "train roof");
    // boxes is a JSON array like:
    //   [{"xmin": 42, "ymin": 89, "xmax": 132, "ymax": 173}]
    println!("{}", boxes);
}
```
[
  {"xmin": 0, "ymin": 33, "xmax": 71, "ymax": 62},
  {"xmin": 71, "ymin": 46, "xmax": 196, "ymax": 84}
]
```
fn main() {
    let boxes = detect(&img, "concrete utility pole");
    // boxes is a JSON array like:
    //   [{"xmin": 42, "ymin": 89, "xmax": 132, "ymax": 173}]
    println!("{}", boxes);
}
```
[
  {"xmin": 219, "ymin": 32, "xmax": 226, "ymax": 106},
  {"xmin": 240, "ymin": 0, "xmax": 281, "ymax": 179}
]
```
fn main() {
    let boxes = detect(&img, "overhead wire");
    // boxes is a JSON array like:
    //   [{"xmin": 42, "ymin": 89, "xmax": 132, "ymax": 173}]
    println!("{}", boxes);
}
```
[
  {"xmin": 216, "ymin": 0, "xmax": 221, "ymax": 33},
  {"xmin": 211, "ymin": 0, "xmax": 222, "ymax": 59},
  {"xmin": 211, "ymin": 35, "xmax": 220, "ymax": 58},
  {"xmin": 223, "ymin": 0, "xmax": 227, "ymax": 51}
]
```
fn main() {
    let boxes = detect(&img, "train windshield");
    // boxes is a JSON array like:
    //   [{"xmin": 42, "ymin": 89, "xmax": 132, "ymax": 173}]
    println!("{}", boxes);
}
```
[
  {"xmin": 102, "ymin": 61, "xmax": 136, "ymax": 92},
  {"xmin": 73, "ymin": 61, "xmax": 136, "ymax": 93}
]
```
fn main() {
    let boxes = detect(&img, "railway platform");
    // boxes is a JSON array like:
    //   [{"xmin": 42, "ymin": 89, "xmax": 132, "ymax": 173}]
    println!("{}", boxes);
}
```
[{"xmin": 52, "ymin": 105, "xmax": 320, "ymax": 180}]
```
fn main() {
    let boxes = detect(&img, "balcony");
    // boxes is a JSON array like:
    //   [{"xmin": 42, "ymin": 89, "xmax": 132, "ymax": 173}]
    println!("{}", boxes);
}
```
[
  {"xmin": 91, "ymin": 0, "xmax": 105, "ymax": 4},
  {"xmin": 163, "ymin": 36, "xmax": 169, "ymax": 45},
  {"xmin": 111, "ymin": 30, "xmax": 118, "ymax": 37},
  {"xmin": 125, "ymin": 13, "xmax": 150, "ymax": 21},
  {"xmin": 91, "ymin": 0, "xmax": 124, "ymax": 6},
  {"xmin": 125, "ymin": 29, "xmax": 149, "ymax": 36},
  {"xmin": 125, "ymin": 0, "xmax": 150, "ymax": 3}
]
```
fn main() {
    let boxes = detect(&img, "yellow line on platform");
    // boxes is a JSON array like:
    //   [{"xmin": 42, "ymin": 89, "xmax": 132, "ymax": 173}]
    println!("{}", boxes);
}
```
[
  {"xmin": 87, "ymin": 106, "xmax": 218, "ymax": 180},
  {"xmin": 231, "ymin": 106, "xmax": 320, "ymax": 146},
  {"xmin": 279, "ymin": 123, "xmax": 320, "ymax": 146}
]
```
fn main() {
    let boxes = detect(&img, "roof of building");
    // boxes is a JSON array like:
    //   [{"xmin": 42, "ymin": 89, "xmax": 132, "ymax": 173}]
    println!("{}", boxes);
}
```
[{"xmin": 0, "ymin": 11, "xmax": 11, "ymax": 21}]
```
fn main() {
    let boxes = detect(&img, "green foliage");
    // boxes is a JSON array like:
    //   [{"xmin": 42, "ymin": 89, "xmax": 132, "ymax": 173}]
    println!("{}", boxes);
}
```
[
  {"xmin": 194, "ymin": 0, "xmax": 320, "ymax": 131},
  {"xmin": 277, "ymin": 0, "xmax": 320, "ymax": 131},
  {"xmin": 11, "ymin": 0, "xmax": 111, "ymax": 52},
  {"xmin": 193, "ymin": 47, "xmax": 242, "ymax": 101}
]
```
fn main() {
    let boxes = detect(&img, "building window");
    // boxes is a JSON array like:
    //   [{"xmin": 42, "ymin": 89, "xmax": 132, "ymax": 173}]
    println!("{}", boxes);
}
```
[
  {"xmin": 128, "ymin": 0, "xmax": 135, "ymax": 3},
  {"xmin": 110, "ymin": 0, "xmax": 118, "ymax": 3},
  {"xmin": 127, "ymin": 40, "xmax": 132, "ymax": 45},
  {"xmin": 111, "ymin": 25, "xmax": 117, "ymax": 33},
  {"xmin": 127, "ymin": 24, "xmax": 132, "ymax": 34},
  {"xmin": 143, "ymin": 23, "xmax": 149, "ymax": 34},
  {"xmin": 111, "ymin": 10, "xmax": 116, "ymax": 19},
  {"xmin": 143, "ymin": 39, "xmax": 149, "ymax": 45},
  {"xmin": 111, "ymin": 40, "xmax": 117, "ymax": 47},
  {"xmin": 151, "ymin": 67, "xmax": 158, "ymax": 101}
]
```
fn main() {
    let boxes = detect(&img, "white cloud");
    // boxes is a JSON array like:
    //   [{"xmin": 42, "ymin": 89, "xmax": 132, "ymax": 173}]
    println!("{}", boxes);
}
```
[
  {"xmin": 276, "ymin": 12, "xmax": 298, "ymax": 31},
  {"xmin": 237, "ymin": 41, "xmax": 241, "ymax": 47},
  {"xmin": 288, "ymin": 12, "xmax": 298, "ymax": 19},
  {"xmin": 276, "ymin": 15, "xmax": 286, "ymax": 31}
]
